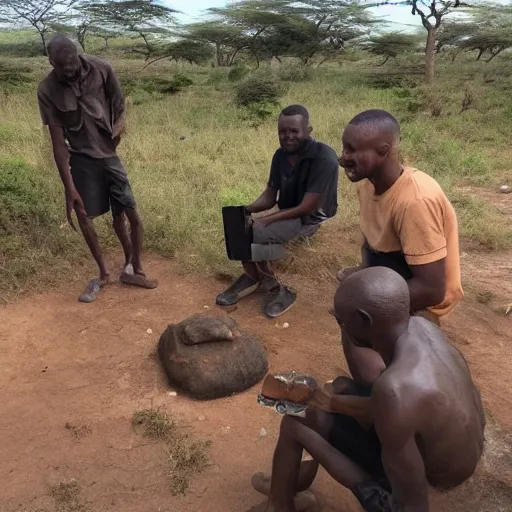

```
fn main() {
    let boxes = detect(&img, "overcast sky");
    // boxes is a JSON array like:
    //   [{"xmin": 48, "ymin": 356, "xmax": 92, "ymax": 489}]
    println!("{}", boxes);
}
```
[{"xmin": 164, "ymin": 0, "xmax": 511, "ymax": 31}]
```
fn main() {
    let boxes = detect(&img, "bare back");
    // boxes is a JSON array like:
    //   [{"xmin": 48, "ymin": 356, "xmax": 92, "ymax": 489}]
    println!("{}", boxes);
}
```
[{"xmin": 376, "ymin": 317, "xmax": 485, "ymax": 489}]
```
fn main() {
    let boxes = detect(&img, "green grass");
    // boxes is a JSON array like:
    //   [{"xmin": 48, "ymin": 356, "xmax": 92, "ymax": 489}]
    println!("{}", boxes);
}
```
[{"xmin": 0, "ymin": 43, "xmax": 511, "ymax": 298}]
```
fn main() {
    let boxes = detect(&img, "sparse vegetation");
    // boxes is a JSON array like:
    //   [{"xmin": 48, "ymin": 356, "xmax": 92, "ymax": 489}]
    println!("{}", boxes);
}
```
[
  {"xmin": 132, "ymin": 408, "xmax": 211, "ymax": 495},
  {"xmin": 50, "ymin": 480, "xmax": 86, "ymax": 512}
]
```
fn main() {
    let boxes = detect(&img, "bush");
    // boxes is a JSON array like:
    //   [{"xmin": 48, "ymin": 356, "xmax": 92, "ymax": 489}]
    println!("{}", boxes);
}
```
[
  {"xmin": 171, "ymin": 73, "xmax": 193, "ymax": 88},
  {"xmin": 228, "ymin": 65, "xmax": 248, "ymax": 83},
  {"xmin": 235, "ymin": 75, "xmax": 282, "ymax": 107},
  {"xmin": 366, "ymin": 73, "xmax": 420, "ymax": 90},
  {"xmin": 278, "ymin": 65, "xmax": 312, "ymax": 83}
]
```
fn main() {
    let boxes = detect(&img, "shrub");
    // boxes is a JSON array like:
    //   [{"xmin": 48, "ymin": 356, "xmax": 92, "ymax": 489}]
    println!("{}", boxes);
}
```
[
  {"xmin": 228, "ymin": 65, "xmax": 248, "ymax": 82},
  {"xmin": 235, "ymin": 75, "xmax": 281, "ymax": 107},
  {"xmin": 278, "ymin": 65, "xmax": 312, "ymax": 83}
]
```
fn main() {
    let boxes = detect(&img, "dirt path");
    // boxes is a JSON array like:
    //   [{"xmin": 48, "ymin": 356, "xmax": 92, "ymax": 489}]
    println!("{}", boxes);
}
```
[{"xmin": 1, "ymin": 253, "xmax": 511, "ymax": 512}]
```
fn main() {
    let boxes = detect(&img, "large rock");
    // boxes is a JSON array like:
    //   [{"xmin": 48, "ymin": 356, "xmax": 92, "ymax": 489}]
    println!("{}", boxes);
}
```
[{"xmin": 158, "ymin": 312, "xmax": 268, "ymax": 400}]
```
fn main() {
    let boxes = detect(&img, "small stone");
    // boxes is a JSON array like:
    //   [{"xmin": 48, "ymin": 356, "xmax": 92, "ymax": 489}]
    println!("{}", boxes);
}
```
[
  {"xmin": 79, "ymin": 329, "xmax": 87, "ymax": 336},
  {"xmin": 180, "ymin": 136, "xmax": 186, "ymax": 140},
  {"xmin": 146, "ymin": 328, "xmax": 153, "ymax": 334},
  {"xmin": 499, "ymin": 184, "xmax": 510, "ymax": 194},
  {"xmin": 283, "ymin": 322, "xmax": 290, "ymax": 329},
  {"xmin": 221, "ymin": 426, "xmax": 231, "ymax": 434},
  {"xmin": 259, "ymin": 427, "xmax": 267, "ymax": 437},
  {"xmin": 168, "ymin": 391, "xmax": 177, "ymax": 397},
  {"xmin": 203, "ymin": 305, "xmax": 209, "ymax": 309},
  {"xmin": 198, "ymin": 415, "xmax": 205, "ymax": 421}
]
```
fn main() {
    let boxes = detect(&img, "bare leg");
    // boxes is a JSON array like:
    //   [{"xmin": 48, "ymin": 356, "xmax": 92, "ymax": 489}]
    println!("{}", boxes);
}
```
[
  {"xmin": 266, "ymin": 411, "xmax": 370, "ymax": 512},
  {"xmin": 252, "ymin": 460, "xmax": 319, "ymax": 496},
  {"xmin": 242, "ymin": 261, "xmax": 261, "ymax": 282},
  {"xmin": 76, "ymin": 213, "xmax": 110, "ymax": 303},
  {"xmin": 112, "ymin": 212, "xmax": 132, "ymax": 267},
  {"xmin": 120, "ymin": 208, "xmax": 158, "ymax": 288},
  {"xmin": 77, "ymin": 214, "xmax": 109, "ymax": 280}
]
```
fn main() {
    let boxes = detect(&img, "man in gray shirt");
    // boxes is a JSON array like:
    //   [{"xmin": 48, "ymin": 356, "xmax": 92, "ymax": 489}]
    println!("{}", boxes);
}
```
[{"xmin": 37, "ymin": 35, "xmax": 157, "ymax": 303}]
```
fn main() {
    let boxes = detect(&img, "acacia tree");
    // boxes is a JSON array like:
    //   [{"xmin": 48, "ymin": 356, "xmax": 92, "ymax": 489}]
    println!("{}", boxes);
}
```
[
  {"xmin": 364, "ymin": 32, "xmax": 422, "ymax": 64},
  {"xmin": 0, "ymin": 0, "xmax": 79, "ymax": 55},
  {"xmin": 85, "ymin": 0, "xmax": 178, "ymax": 60}
]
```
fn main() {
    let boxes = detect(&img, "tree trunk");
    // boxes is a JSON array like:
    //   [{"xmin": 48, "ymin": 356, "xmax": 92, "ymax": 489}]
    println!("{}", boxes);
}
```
[
  {"xmin": 424, "ymin": 26, "xmax": 436, "ymax": 84},
  {"xmin": 476, "ymin": 48, "xmax": 485, "ymax": 61},
  {"xmin": 486, "ymin": 47, "xmax": 504, "ymax": 62},
  {"xmin": 38, "ymin": 30, "xmax": 48, "ymax": 56},
  {"xmin": 377, "ymin": 55, "xmax": 390, "ymax": 67},
  {"xmin": 215, "ymin": 43, "xmax": 222, "ymax": 67}
]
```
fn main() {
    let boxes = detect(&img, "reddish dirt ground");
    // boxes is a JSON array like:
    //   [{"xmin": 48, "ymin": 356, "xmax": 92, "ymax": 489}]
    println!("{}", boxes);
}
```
[{"xmin": 1, "ymin": 253, "xmax": 511, "ymax": 512}]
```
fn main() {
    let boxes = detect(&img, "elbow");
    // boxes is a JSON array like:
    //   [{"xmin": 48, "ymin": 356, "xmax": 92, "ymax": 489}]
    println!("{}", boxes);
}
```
[{"xmin": 423, "ymin": 283, "xmax": 446, "ymax": 308}]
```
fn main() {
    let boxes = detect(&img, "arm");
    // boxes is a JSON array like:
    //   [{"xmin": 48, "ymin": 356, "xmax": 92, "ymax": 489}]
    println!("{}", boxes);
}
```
[
  {"xmin": 397, "ymin": 198, "xmax": 448, "ymax": 312},
  {"xmin": 48, "ymin": 125, "xmax": 86, "ymax": 229},
  {"xmin": 257, "ymin": 192, "xmax": 321, "ymax": 226},
  {"xmin": 246, "ymin": 186, "xmax": 278, "ymax": 214},
  {"xmin": 104, "ymin": 63, "xmax": 126, "ymax": 140},
  {"xmin": 374, "ymin": 385, "xmax": 429, "ymax": 512},
  {"xmin": 408, "ymin": 259, "xmax": 446, "ymax": 312},
  {"xmin": 309, "ymin": 387, "xmax": 373, "ymax": 428}
]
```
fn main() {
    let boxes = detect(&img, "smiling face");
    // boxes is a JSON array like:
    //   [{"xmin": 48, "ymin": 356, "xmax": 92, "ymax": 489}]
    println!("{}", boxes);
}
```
[
  {"xmin": 278, "ymin": 114, "xmax": 311, "ymax": 154},
  {"xmin": 340, "ymin": 123, "xmax": 391, "ymax": 183}
]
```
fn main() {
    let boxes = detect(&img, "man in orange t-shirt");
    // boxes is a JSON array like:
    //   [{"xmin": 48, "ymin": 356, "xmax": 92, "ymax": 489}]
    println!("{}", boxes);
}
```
[{"xmin": 338, "ymin": 109, "xmax": 463, "ymax": 386}]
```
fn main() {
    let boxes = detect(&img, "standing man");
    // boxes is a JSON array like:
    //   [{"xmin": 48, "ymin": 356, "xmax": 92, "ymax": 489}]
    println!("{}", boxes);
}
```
[
  {"xmin": 216, "ymin": 105, "xmax": 339, "ymax": 318},
  {"xmin": 37, "ymin": 36, "xmax": 157, "ymax": 303},
  {"xmin": 253, "ymin": 267, "xmax": 485, "ymax": 512},
  {"xmin": 338, "ymin": 109, "xmax": 463, "ymax": 386}
]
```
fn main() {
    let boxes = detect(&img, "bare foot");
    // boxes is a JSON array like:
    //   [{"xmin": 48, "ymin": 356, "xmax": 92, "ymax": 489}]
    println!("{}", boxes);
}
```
[
  {"xmin": 120, "ymin": 271, "xmax": 158, "ymax": 289},
  {"xmin": 78, "ymin": 277, "xmax": 109, "ymax": 303},
  {"xmin": 251, "ymin": 474, "xmax": 318, "ymax": 512}
]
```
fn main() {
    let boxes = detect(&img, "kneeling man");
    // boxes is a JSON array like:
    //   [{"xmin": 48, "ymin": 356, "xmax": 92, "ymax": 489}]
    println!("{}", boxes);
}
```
[
  {"xmin": 254, "ymin": 267, "xmax": 485, "ymax": 511},
  {"xmin": 216, "ymin": 105, "xmax": 339, "ymax": 318}
]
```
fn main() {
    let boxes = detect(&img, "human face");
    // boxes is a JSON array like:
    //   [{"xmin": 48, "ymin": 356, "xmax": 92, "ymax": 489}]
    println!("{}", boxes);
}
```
[
  {"xmin": 50, "ymin": 49, "xmax": 81, "ymax": 82},
  {"xmin": 278, "ymin": 114, "xmax": 310, "ymax": 154},
  {"xmin": 333, "ymin": 308, "xmax": 373, "ymax": 349},
  {"xmin": 340, "ymin": 124, "xmax": 387, "ymax": 183}
]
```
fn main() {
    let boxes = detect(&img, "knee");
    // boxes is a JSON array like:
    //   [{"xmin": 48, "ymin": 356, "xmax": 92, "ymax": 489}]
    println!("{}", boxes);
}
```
[
  {"xmin": 124, "ymin": 208, "xmax": 141, "ymax": 227},
  {"xmin": 279, "ymin": 415, "xmax": 299, "ymax": 438},
  {"xmin": 331, "ymin": 376, "xmax": 357, "ymax": 395}
]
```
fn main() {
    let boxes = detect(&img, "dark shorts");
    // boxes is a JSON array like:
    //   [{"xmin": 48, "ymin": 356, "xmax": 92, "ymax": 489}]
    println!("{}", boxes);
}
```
[
  {"xmin": 251, "ymin": 218, "xmax": 319, "ymax": 262},
  {"xmin": 328, "ymin": 379, "xmax": 396, "ymax": 512},
  {"xmin": 70, "ymin": 153, "xmax": 136, "ymax": 218}
]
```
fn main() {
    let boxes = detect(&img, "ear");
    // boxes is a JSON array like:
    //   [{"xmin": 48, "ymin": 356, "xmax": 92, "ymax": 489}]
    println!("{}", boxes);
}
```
[
  {"xmin": 357, "ymin": 308, "xmax": 373, "ymax": 328},
  {"xmin": 308, "ymin": 125, "xmax": 313, "ymax": 134},
  {"xmin": 377, "ymin": 143, "xmax": 390, "ymax": 158}
]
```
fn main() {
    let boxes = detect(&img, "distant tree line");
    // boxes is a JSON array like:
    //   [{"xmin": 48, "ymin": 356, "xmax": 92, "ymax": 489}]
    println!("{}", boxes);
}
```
[{"xmin": 0, "ymin": 0, "xmax": 511, "ymax": 83}]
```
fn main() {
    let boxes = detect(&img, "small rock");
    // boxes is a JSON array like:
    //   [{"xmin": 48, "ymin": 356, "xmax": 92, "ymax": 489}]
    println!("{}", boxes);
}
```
[
  {"xmin": 461, "ymin": 252, "xmax": 468, "ymax": 258},
  {"xmin": 79, "ymin": 329, "xmax": 87, "ymax": 336},
  {"xmin": 146, "ymin": 328, "xmax": 153, "ymax": 334},
  {"xmin": 168, "ymin": 391, "xmax": 177, "ymax": 397},
  {"xmin": 259, "ymin": 427, "xmax": 267, "ymax": 437},
  {"xmin": 283, "ymin": 322, "xmax": 290, "ymax": 329},
  {"xmin": 180, "ymin": 136, "xmax": 186, "ymax": 140},
  {"xmin": 221, "ymin": 426, "xmax": 231, "ymax": 434},
  {"xmin": 499, "ymin": 184, "xmax": 510, "ymax": 194},
  {"xmin": 203, "ymin": 305, "xmax": 209, "ymax": 309},
  {"xmin": 198, "ymin": 414, "xmax": 205, "ymax": 421}
]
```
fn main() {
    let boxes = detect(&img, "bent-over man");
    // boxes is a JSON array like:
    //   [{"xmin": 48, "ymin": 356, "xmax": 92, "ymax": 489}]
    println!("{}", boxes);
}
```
[
  {"xmin": 216, "ymin": 105, "xmax": 339, "ymax": 318},
  {"xmin": 37, "ymin": 35, "xmax": 157, "ymax": 303},
  {"xmin": 338, "ymin": 110, "xmax": 463, "ymax": 386},
  {"xmin": 253, "ymin": 267, "xmax": 485, "ymax": 512}
]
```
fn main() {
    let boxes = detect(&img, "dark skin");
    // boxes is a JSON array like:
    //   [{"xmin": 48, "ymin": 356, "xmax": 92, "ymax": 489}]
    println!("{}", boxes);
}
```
[
  {"xmin": 47, "ymin": 41, "xmax": 148, "ymax": 288},
  {"xmin": 338, "ymin": 122, "xmax": 447, "ymax": 384},
  {"xmin": 242, "ymin": 114, "xmax": 321, "ymax": 282},
  {"xmin": 259, "ymin": 268, "xmax": 485, "ymax": 512}
]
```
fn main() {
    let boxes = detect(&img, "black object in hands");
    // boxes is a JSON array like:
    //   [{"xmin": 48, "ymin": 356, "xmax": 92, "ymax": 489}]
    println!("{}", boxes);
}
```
[{"xmin": 222, "ymin": 205, "xmax": 253, "ymax": 261}]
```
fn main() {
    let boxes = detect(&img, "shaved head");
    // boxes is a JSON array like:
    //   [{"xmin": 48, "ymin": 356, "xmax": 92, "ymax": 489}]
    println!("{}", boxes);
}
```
[
  {"xmin": 334, "ymin": 267, "xmax": 410, "ymax": 350},
  {"xmin": 340, "ymin": 109, "xmax": 401, "ymax": 183},
  {"xmin": 47, "ymin": 35, "xmax": 79, "ymax": 59},
  {"xmin": 349, "ymin": 109, "xmax": 401, "ymax": 145},
  {"xmin": 46, "ymin": 35, "xmax": 81, "ymax": 82}
]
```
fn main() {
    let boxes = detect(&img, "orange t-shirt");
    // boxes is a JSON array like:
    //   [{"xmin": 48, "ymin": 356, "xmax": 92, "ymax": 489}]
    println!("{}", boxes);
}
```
[{"xmin": 357, "ymin": 167, "xmax": 463, "ymax": 317}]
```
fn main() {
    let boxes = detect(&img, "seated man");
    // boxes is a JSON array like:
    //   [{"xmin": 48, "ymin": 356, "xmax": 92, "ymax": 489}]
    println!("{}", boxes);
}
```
[
  {"xmin": 216, "ymin": 105, "xmax": 339, "ymax": 318},
  {"xmin": 338, "ymin": 109, "xmax": 463, "ymax": 385},
  {"xmin": 253, "ymin": 267, "xmax": 485, "ymax": 512}
]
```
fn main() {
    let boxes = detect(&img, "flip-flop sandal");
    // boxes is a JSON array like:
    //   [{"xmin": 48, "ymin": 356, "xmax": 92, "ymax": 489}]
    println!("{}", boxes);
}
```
[
  {"xmin": 78, "ymin": 279, "xmax": 102, "ymax": 303},
  {"xmin": 120, "ymin": 272, "xmax": 158, "ymax": 289}
]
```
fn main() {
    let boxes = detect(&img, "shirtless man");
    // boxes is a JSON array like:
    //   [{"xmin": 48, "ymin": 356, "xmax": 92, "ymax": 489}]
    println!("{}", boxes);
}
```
[
  {"xmin": 37, "ymin": 35, "xmax": 157, "ymax": 302},
  {"xmin": 253, "ymin": 267, "xmax": 485, "ymax": 512}
]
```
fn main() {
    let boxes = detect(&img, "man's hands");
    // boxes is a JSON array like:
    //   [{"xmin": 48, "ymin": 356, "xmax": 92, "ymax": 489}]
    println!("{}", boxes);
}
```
[
  {"xmin": 337, "ymin": 266, "xmax": 362, "ymax": 283},
  {"xmin": 65, "ymin": 188, "xmax": 87, "ymax": 231},
  {"xmin": 308, "ymin": 386, "xmax": 334, "ymax": 413}
]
